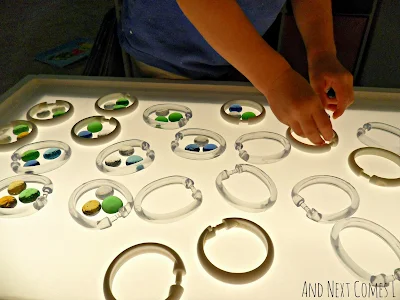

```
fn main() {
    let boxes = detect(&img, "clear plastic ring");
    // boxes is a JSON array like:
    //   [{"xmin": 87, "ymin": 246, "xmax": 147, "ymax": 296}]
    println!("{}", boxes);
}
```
[
  {"xmin": 96, "ymin": 139, "xmax": 155, "ymax": 176},
  {"xmin": 68, "ymin": 179, "xmax": 134, "ymax": 230},
  {"xmin": 197, "ymin": 218, "xmax": 274, "ymax": 284},
  {"xmin": 331, "ymin": 217, "xmax": 400, "ymax": 287},
  {"xmin": 134, "ymin": 176, "xmax": 202, "ymax": 223},
  {"xmin": 235, "ymin": 131, "xmax": 291, "ymax": 164},
  {"xmin": 11, "ymin": 140, "xmax": 71, "ymax": 174},
  {"xmin": 143, "ymin": 104, "xmax": 192, "ymax": 130},
  {"xmin": 171, "ymin": 128, "xmax": 226, "ymax": 160},
  {"xmin": 95, "ymin": 92, "xmax": 139, "ymax": 116},
  {"xmin": 0, "ymin": 174, "xmax": 53, "ymax": 218},
  {"xmin": 348, "ymin": 147, "xmax": 400, "ymax": 187},
  {"xmin": 216, "ymin": 164, "xmax": 277, "ymax": 212},
  {"xmin": 292, "ymin": 175, "xmax": 359, "ymax": 223},
  {"xmin": 286, "ymin": 128, "xmax": 339, "ymax": 153},
  {"xmin": 220, "ymin": 100, "xmax": 266, "ymax": 125},
  {"xmin": 357, "ymin": 122, "xmax": 400, "ymax": 155},
  {"xmin": 103, "ymin": 242, "xmax": 186, "ymax": 300}
]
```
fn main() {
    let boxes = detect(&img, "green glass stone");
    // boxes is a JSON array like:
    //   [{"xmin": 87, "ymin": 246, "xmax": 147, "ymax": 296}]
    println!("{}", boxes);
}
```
[
  {"xmin": 19, "ymin": 188, "xmax": 40, "ymax": 203},
  {"xmin": 168, "ymin": 112, "xmax": 183, "ymax": 122},
  {"xmin": 53, "ymin": 110, "xmax": 66, "ymax": 118},
  {"xmin": 21, "ymin": 149, "xmax": 40, "ymax": 162},
  {"xmin": 113, "ymin": 104, "xmax": 126, "ymax": 110},
  {"xmin": 13, "ymin": 124, "xmax": 29, "ymax": 135},
  {"xmin": 155, "ymin": 116, "xmax": 168, "ymax": 122},
  {"xmin": 116, "ymin": 98, "xmax": 130, "ymax": 106},
  {"xmin": 102, "ymin": 196, "xmax": 123, "ymax": 214},
  {"xmin": 242, "ymin": 111, "xmax": 256, "ymax": 120},
  {"xmin": 87, "ymin": 121, "xmax": 103, "ymax": 133}
]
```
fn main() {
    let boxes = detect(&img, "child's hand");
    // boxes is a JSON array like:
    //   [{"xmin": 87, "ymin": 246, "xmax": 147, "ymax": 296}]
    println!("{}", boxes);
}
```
[
  {"xmin": 264, "ymin": 68, "xmax": 334, "ymax": 145},
  {"xmin": 308, "ymin": 52, "xmax": 354, "ymax": 119}
]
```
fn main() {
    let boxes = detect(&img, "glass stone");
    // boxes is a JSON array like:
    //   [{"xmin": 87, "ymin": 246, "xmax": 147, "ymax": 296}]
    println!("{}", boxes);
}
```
[
  {"xmin": 87, "ymin": 121, "xmax": 103, "ymax": 133},
  {"xmin": 0, "ymin": 135, "xmax": 12, "ymax": 144},
  {"xmin": 19, "ymin": 188, "xmax": 40, "ymax": 203},
  {"xmin": 17, "ymin": 132, "xmax": 30, "ymax": 140},
  {"xmin": 21, "ymin": 150, "xmax": 40, "ymax": 162},
  {"xmin": 136, "ymin": 164, "xmax": 144, "ymax": 171},
  {"xmin": 53, "ymin": 110, "xmax": 66, "ymax": 118},
  {"xmin": 104, "ymin": 102, "xmax": 115, "ymax": 110},
  {"xmin": 327, "ymin": 88, "xmax": 336, "ymax": 99},
  {"xmin": 119, "ymin": 145, "xmax": 135, "ymax": 156},
  {"xmin": 185, "ymin": 144, "xmax": 200, "ymax": 152},
  {"xmin": 126, "ymin": 155, "xmax": 143, "ymax": 166},
  {"xmin": 155, "ymin": 116, "xmax": 168, "ymax": 122},
  {"xmin": 229, "ymin": 111, "xmax": 241, "ymax": 118},
  {"xmin": 168, "ymin": 112, "xmax": 183, "ymax": 122},
  {"xmin": 0, "ymin": 196, "xmax": 17, "ymax": 208},
  {"xmin": 82, "ymin": 200, "xmax": 101, "ymax": 216},
  {"xmin": 43, "ymin": 148, "xmax": 62, "ymax": 160},
  {"xmin": 113, "ymin": 104, "xmax": 126, "ymax": 110},
  {"xmin": 203, "ymin": 143, "xmax": 218, "ymax": 152},
  {"xmin": 52, "ymin": 106, "xmax": 66, "ymax": 113},
  {"xmin": 24, "ymin": 160, "xmax": 40, "ymax": 167},
  {"xmin": 37, "ymin": 110, "xmax": 51, "ymax": 118},
  {"xmin": 229, "ymin": 104, "xmax": 243, "ymax": 112},
  {"xmin": 116, "ymin": 98, "xmax": 130, "ymax": 106},
  {"xmin": 78, "ymin": 130, "xmax": 93, "ymax": 138},
  {"xmin": 8, "ymin": 180, "xmax": 27, "ymax": 195},
  {"xmin": 242, "ymin": 111, "xmax": 256, "ymax": 120},
  {"xmin": 105, "ymin": 156, "xmax": 122, "ymax": 167},
  {"xmin": 13, "ymin": 124, "xmax": 29, "ymax": 135},
  {"xmin": 95, "ymin": 185, "xmax": 114, "ymax": 200},
  {"xmin": 194, "ymin": 136, "xmax": 209, "ymax": 147},
  {"xmin": 155, "ymin": 108, "xmax": 169, "ymax": 116},
  {"xmin": 102, "ymin": 196, "xmax": 123, "ymax": 214}
]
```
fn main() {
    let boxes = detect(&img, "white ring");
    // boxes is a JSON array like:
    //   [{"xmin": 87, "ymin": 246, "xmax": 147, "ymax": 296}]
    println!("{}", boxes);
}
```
[
  {"xmin": 216, "ymin": 164, "xmax": 277, "ymax": 212},
  {"xmin": 95, "ymin": 92, "xmax": 139, "ymax": 117},
  {"xmin": 331, "ymin": 217, "xmax": 400, "ymax": 286},
  {"xmin": 103, "ymin": 243, "xmax": 186, "ymax": 300},
  {"xmin": 292, "ymin": 175, "xmax": 359, "ymax": 223},
  {"xmin": 220, "ymin": 100, "xmax": 266, "ymax": 125},
  {"xmin": 235, "ymin": 131, "xmax": 291, "ymax": 164}
]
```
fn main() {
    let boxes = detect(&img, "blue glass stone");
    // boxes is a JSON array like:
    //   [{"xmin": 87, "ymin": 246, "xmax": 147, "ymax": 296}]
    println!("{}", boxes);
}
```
[
  {"xmin": 24, "ymin": 160, "xmax": 40, "ymax": 167},
  {"xmin": 203, "ymin": 144, "xmax": 218, "ymax": 152},
  {"xmin": 126, "ymin": 155, "xmax": 143, "ymax": 166},
  {"xmin": 327, "ymin": 88, "xmax": 336, "ymax": 99},
  {"xmin": 78, "ymin": 130, "xmax": 93, "ymax": 138},
  {"xmin": 229, "ymin": 104, "xmax": 242, "ymax": 113},
  {"xmin": 185, "ymin": 144, "xmax": 200, "ymax": 152},
  {"xmin": 136, "ymin": 164, "xmax": 144, "ymax": 171},
  {"xmin": 43, "ymin": 148, "xmax": 62, "ymax": 160}
]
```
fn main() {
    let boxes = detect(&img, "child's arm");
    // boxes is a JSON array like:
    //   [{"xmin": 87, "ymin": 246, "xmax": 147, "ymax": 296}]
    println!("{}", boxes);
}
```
[
  {"xmin": 291, "ymin": 0, "xmax": 354, "ymax": 119},
  {"xmin": 177, "ymin": 0, "xmax": 333, "ymax": 144}
]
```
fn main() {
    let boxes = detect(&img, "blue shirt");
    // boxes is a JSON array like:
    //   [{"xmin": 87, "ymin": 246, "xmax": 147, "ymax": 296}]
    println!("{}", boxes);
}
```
[{"xmin": 119, "ymin": 0, "xmax": 286, "ymax": 79}]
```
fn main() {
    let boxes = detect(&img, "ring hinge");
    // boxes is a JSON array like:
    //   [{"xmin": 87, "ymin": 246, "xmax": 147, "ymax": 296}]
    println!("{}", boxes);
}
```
[{"xmin": 292, "ymin": 175, "xmax": 359, "ymax": 223}]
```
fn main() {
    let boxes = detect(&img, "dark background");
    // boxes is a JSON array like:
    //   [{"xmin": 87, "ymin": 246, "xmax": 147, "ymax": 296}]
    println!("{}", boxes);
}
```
[{"xmin": 0, "ymin": 0, "xmax": 399, "ymax": 96}]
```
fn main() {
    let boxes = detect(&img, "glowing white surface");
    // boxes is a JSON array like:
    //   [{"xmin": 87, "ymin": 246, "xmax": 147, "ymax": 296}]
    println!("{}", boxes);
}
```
[{"xmin": 0, "ymin": 78, "xmax": 399, "ymax": 300}]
